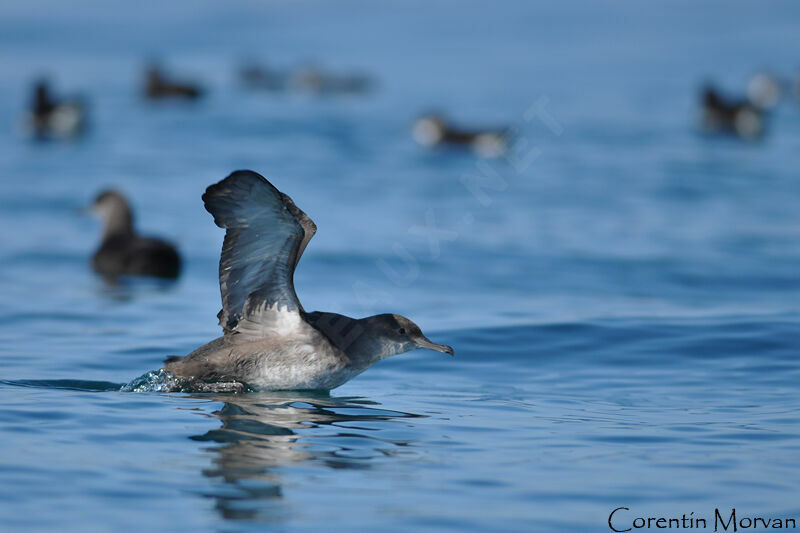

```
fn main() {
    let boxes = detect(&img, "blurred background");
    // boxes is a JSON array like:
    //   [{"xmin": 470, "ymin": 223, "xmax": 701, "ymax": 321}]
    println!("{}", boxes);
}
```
[{"xmin": 1, "ymin": 1, "xmax": 800, "ymax": 531}]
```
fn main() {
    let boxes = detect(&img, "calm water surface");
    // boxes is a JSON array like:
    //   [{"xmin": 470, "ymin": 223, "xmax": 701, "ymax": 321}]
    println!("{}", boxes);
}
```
[{"xmin": 1, "ymin": 1, "xmax": 800, "ymax": 531}]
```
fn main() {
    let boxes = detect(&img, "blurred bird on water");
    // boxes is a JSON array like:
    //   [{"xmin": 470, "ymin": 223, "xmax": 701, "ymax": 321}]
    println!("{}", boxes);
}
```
[
  {"xmin": 144, "ymin": 63, "xmax": 204, "ymax": 100},
  {"xmin": 700, "ymin": 85, "xmax": 766, "ymax": 140},
  {"xmin": 23, "ymin": 78, "xmax": 87, "ymax": 140},
  {"xmin": 88, "ymin": 190, "xmax": 181, "ymax": 281},
  {"xmin": 412, "ymin": 113, "xmax": 509, "ymax": 158}
]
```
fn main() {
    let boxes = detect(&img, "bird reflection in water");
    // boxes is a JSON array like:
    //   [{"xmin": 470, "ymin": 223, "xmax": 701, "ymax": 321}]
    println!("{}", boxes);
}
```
[{"xmin": 188, "ymin": 392, "xmax": 423, "ymax": 521}]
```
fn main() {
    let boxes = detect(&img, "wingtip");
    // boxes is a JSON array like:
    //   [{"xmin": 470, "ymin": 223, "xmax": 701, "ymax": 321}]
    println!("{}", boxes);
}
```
[
  {"xmin": 202, "ymin": 169, "xmax": 316, "ymax": 338},
  {"xmin": 202, "ymin": 170, "xmax": 283, "ymax": 227},
  {"xmin": 203, "ymin": 170, "xmax": 264, "ymax": 199},
  {"xmin": 226, "ymin": 169, "xmax": 267, "ymax": 182}
]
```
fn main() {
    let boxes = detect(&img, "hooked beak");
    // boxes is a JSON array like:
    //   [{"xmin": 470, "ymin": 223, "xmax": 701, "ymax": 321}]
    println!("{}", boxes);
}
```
[{"xmin": 415, "ymin": 336, "xmax": 454, "ymax": 356}]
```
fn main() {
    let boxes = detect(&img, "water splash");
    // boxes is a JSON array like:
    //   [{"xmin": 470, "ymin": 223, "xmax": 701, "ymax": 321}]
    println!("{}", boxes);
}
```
[
  {"xmin": 120, "ymin": 369, "xmax": 188, "ymax": 392},
  {"xmin": 120, "ymin": 369, "xmax": 255, "ymax": 393},
  {"xmin": 1, "ymin": 372, "xmax": 248, "ymax": 394}
]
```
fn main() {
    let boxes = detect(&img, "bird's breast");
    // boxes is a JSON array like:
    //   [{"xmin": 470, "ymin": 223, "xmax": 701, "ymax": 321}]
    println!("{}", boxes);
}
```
[{"xmin": 244, "ymin": 338, "xmax": 353, "ymax": 390}]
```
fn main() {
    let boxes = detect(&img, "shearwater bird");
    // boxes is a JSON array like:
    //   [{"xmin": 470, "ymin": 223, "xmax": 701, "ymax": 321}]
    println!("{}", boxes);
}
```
[
  {"xmin": 700, "ymin": 85, "xmax": 765, "ymax": 140},
  {"xmin": 239, "ymin": 61, "xmax": 373, "ymax": 95},
  {"xmin": 144, "ymin": 64, "xmax": 204, "ymax": 100},
  {"xmin": 24, "ymin": 79, "xmax": 87, "ymax": 140},
  {"xmin": 89, "ymin": 190, "xmax": 182, "ymax": 280},
  {"xmin": 412, "ymin": 113, "xmax": 509, "ymax": 158},
  {"xmin": 163, "ymin": 170, "xmax": 453, "ymax": 392}
]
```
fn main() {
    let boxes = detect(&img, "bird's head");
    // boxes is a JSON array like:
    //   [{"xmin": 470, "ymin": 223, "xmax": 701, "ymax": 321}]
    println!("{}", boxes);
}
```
[
  {"xmin": 358, "ymin": 313, "xmax": 454, "ymax": 360},
  {"xmin": 412, "ymin": 114, "xmax": 447, "ymax": 146},
  {"xmin": 89, "ymin": 190, "xmax": 133, "ymax": 237}
]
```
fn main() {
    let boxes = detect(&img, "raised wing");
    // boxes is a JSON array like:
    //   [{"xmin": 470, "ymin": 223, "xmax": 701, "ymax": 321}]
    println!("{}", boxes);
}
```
[{"xmin": 203, "ymin": 170, "xmax": 317, "ymax": 335}]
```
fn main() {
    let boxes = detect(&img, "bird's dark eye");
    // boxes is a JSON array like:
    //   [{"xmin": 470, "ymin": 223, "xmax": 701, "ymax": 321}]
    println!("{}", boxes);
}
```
[{"xmin": 398, "ymin": 328, "xmax": 406, "ymax": 335}]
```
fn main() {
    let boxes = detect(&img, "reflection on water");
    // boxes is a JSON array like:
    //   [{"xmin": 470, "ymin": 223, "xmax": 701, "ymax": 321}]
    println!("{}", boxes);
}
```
[{"xmin": 190, "ymin": 392, "xmax": 423, "ymax": 521}]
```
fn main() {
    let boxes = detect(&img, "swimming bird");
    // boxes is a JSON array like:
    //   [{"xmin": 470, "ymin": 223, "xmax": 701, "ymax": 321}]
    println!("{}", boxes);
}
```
[
  {"xmin": 239, "ymin": 61, "xmax": 373, "ymax": 95},
  {"xmin": 24, "ymin": 79, "xmax": 87, "ymax": 139},
  {"xmin": 163, "ymin": 170, "xmax": 452, "ymax": 392},
  {"xmin": 239, "ymin": 62, "xmax": 288, "ymax": 92},
  {"xmin": 289, "ymin": 64, "xmax": 373, "ymax": 95},
  {"xmin": 144, "ymin": 65, "xmax": 204, "ymax": 100},
  {"xmin": 412, "ymin": 114, "xmax": 508, "ymax": 158},
  {"xmin": 89, "ymin": 190, "xmax": 181, "ymax": 280},
  {"xmin": 700, "ymin": 85, "xmax": 765, "ymax": 140}
]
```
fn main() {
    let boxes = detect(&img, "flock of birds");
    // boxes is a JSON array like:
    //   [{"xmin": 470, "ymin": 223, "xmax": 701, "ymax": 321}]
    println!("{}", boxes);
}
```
[
  {"xmin": 23, "ymin": 60, "xmax": 516, "ymax": 283},
  {"xmin": 26, "ymin": 62, "xmax": 800, "ymax": 160},
  {"xmin": 21, "ymin": 61, "xmax": 464, "ymax": 391},
  {"xmin": 17, "ymin": 61, "xmax": 800, "ymax": 391},
  {"xmin": 24, "ymin": 60, "xmax": 510, "ymax": 157},
  {"xmin": 24, "ymin": 63, "xmax": 800, "ymax": 285},
  {"xmin": 24, "ymin": 57, "xmax": 512, "ymax": 293}
]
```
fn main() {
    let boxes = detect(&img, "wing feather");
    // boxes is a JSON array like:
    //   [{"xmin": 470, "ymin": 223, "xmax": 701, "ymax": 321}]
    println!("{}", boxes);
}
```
[{"xmin": 203, "ymin": 170, "xmax": 316, "ymax": 335}]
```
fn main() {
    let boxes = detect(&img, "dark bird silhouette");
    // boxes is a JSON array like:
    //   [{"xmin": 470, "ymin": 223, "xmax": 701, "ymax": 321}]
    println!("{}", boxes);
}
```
[
  {"xmin": 25, "ymin": 79, "xmax": 87, "ymax": 139},
  {"xmin": 289, "ymin": 64, "xmax": 373, "ymax": 94},
  {"xmin": 700, "ymin": 85, "xmax": 765, "ymax": 140},
  {"xmin": 238, "ymin": 62, "xmax": 288, "ymax": 91},
  {"xmin": 89, "ymin": 190, "xmax": 181, "ymax": 280},
  {"xmin": 238, "ymin": 61, "xmax": 373, "ymax": 95},
  {"xmin": 412, "ymin": 114, "xmax": 509, "ymax": 157},
  {"xmin": 144, "ymin": 65, "xmax": 204, "ymax": 100}
]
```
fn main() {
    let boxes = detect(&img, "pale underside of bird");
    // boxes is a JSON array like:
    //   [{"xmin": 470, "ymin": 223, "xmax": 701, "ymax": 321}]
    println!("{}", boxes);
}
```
[{"xmin": 163, "ymin": 170, "xmax": 453, "ymax": 392}]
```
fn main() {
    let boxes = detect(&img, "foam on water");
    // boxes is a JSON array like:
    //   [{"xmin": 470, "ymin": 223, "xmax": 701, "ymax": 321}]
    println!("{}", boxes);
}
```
[
  {"xmin": 119, "ymin": 368, "xmax": 187, "ymax": 393},
  {"xmin": 120, "ymin": 369, "xmax": 261, "ymax": 393}
]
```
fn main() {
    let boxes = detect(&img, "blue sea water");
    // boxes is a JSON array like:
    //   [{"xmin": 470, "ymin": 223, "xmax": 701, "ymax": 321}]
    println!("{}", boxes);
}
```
[{"xmin": 1, "ymin": 1, "xmax": 800, "ymax": 531}]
